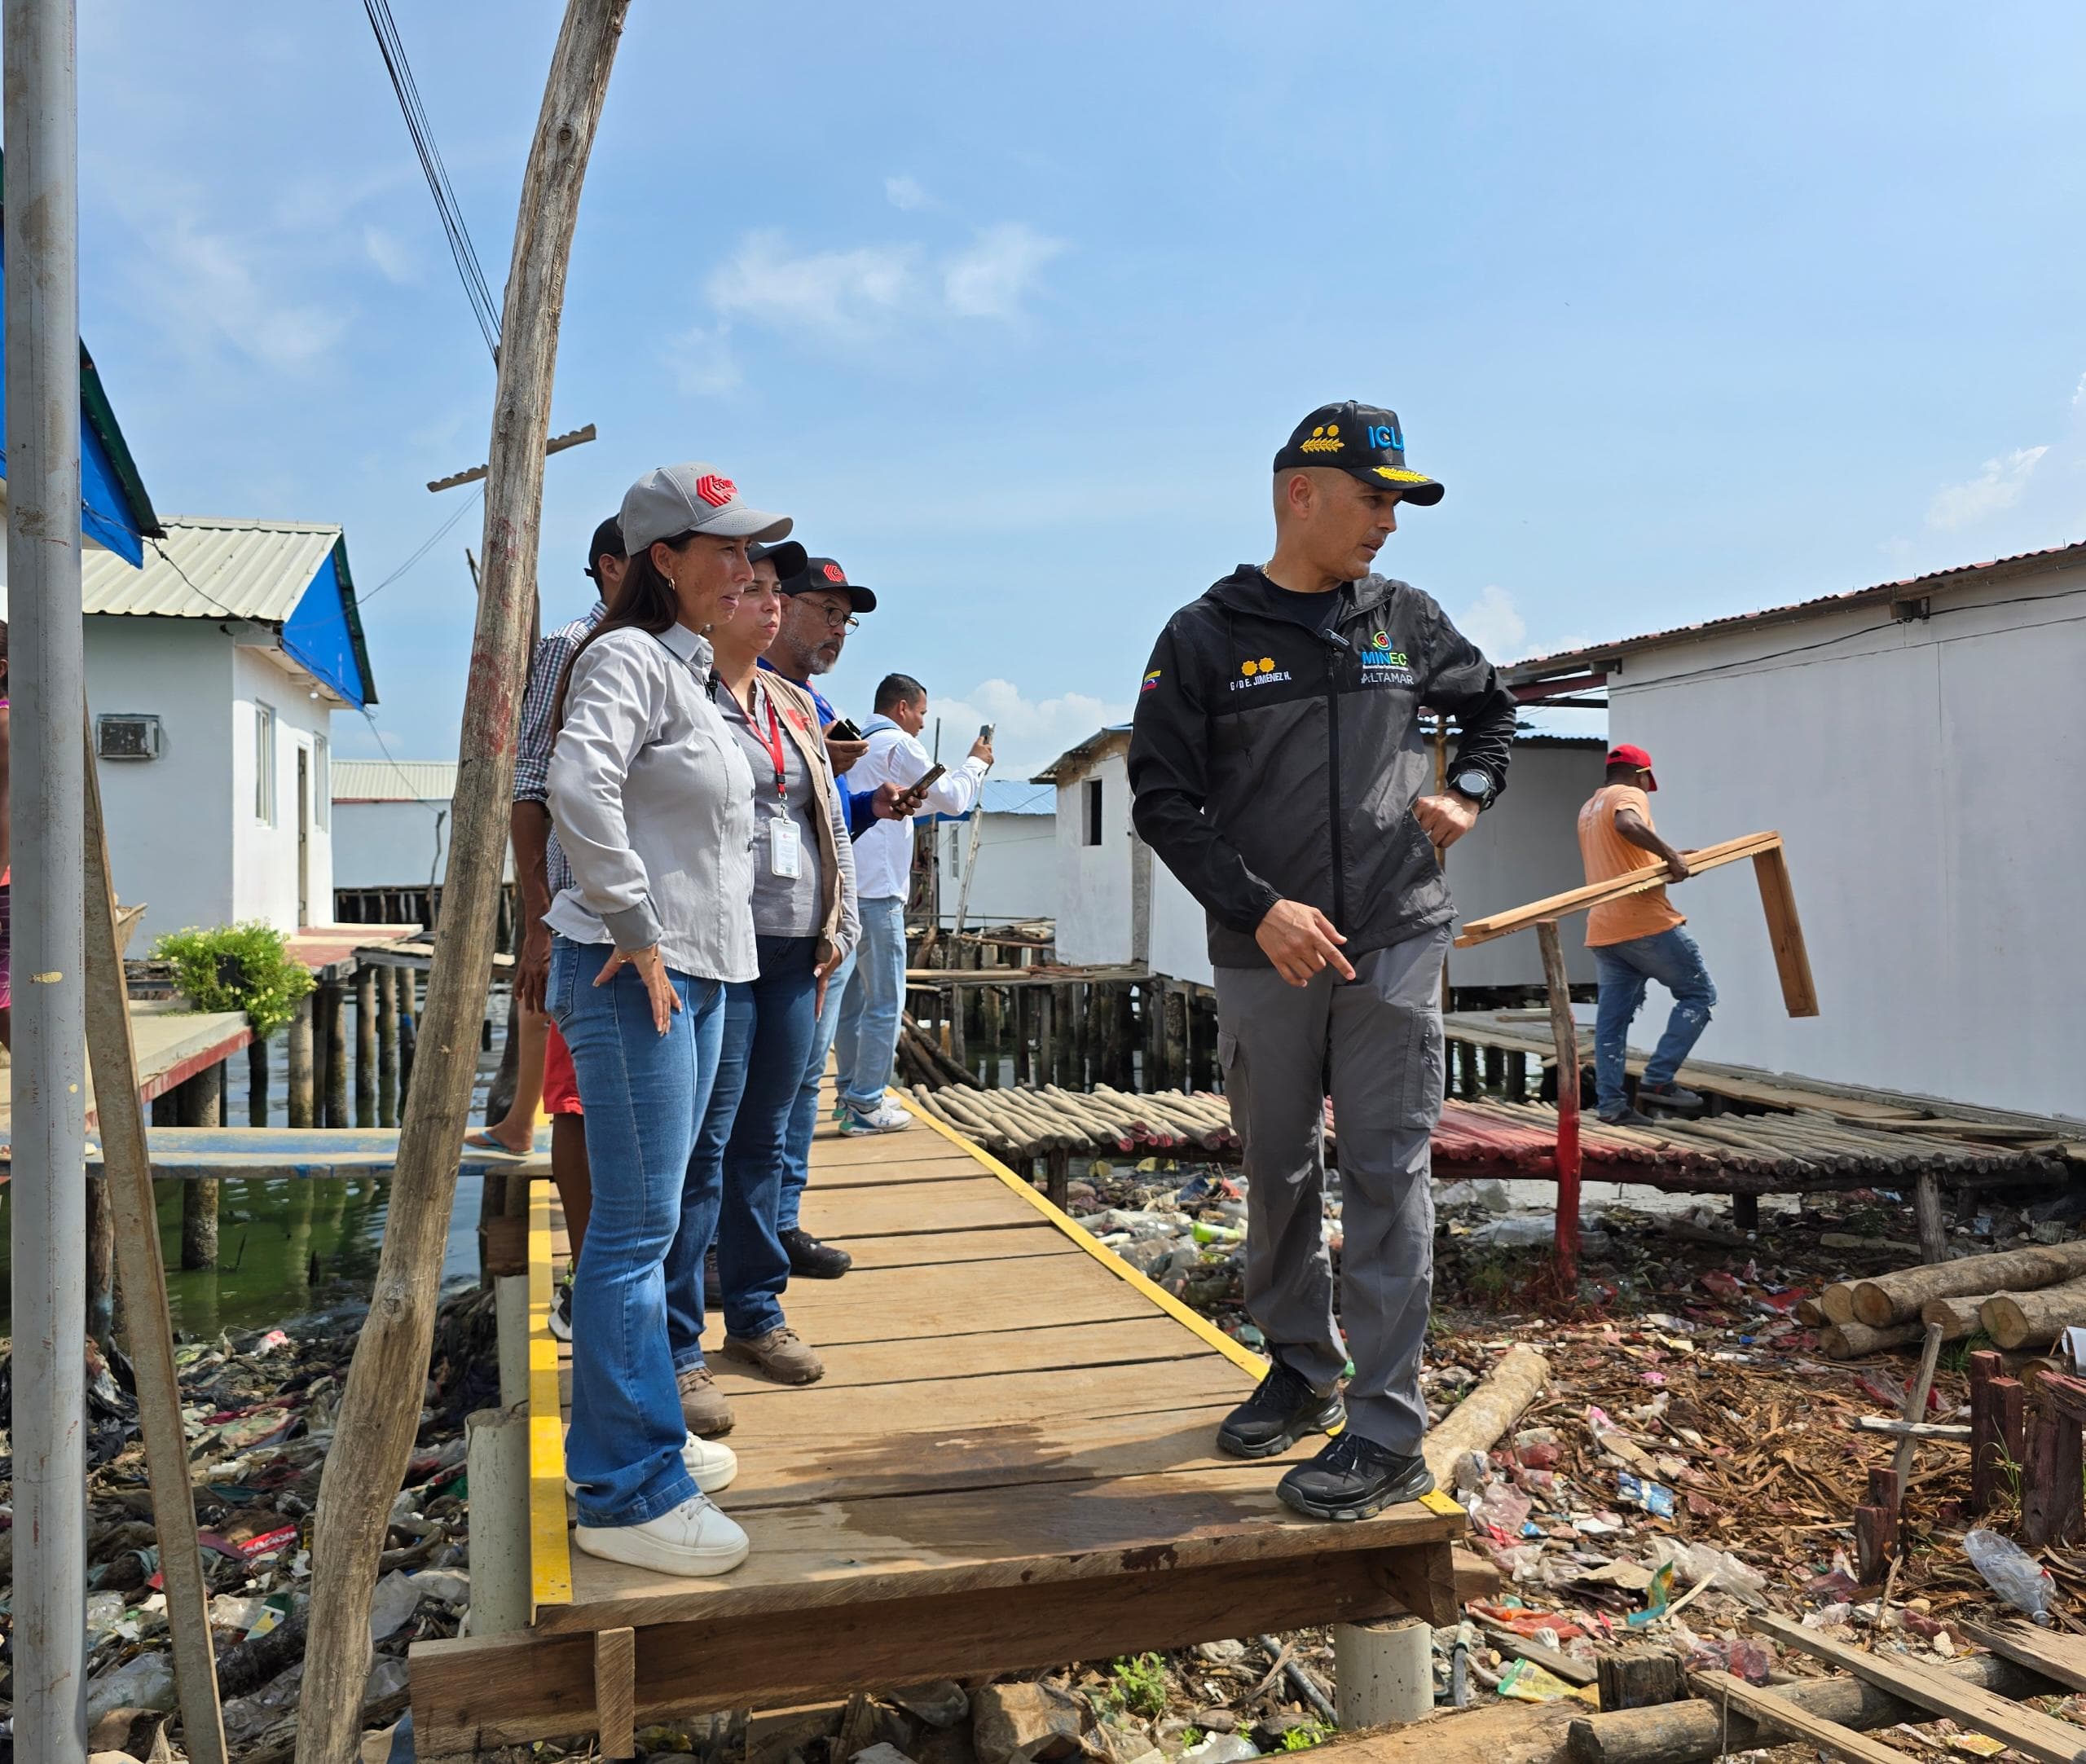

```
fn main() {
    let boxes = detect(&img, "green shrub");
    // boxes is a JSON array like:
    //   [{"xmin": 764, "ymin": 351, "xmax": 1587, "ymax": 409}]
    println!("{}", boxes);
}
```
[
  {"xmin": 1279, "ymin": 1723, "xmax": 1331, "ymax": 1751},
  {"xmin": 1106, "ymin": 1653, "xmax": 1171, "ymax": 1719},
  {"xmin": 152, "ymin": 922, "xmax": 315, "ymax": 1036}
]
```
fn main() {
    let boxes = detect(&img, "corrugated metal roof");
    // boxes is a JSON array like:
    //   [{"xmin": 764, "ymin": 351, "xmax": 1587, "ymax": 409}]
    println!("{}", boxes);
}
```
[
  {"xmin": 80, "ymin": 514, "xmax": 341, "ymax": 620},
  {"xmin": 1505, "ymin": 539, "xmax": 2086, "ymax": 683},
  {"xmin": 333, "ymin": 759, "xmax": 458, "ymax": 803},
  {"xmin": 1032, "ymin": 724, "xmax": 1133, "ymax": 784}
]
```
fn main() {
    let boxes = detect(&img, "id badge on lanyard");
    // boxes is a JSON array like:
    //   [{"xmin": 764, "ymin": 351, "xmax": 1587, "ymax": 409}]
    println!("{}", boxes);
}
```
[{"xmin": 756, "ymin": 686, "xmax": 801, "ymax": 879}]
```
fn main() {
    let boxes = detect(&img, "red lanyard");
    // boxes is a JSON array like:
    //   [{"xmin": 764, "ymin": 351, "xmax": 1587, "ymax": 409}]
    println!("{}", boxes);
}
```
[{"xmin": 752, "ymin": 684, "xmax": 788, "ymax": 803}]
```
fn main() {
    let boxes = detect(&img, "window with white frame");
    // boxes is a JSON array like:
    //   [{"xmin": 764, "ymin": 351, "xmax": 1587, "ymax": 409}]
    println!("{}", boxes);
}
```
[
  {"xmin": 254, "ymin": 702, "xmax": 277, "ymax": 825},
  {"xmin": 314, "ymin": 735, "xmax": 330, "ymax": 829}
]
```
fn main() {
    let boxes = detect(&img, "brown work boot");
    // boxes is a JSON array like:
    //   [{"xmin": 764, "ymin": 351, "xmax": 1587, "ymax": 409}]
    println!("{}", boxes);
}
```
[
  {"xmin": 721, "ymin": 1326, "xmax": 825, "ymax": 1386},
  {"xmin": 677, "ymin": 1361, "xmax": 735, "ymax": 1437}
]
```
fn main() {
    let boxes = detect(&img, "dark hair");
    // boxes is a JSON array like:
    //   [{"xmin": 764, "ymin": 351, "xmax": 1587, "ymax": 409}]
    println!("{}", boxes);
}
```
[
  {"xmin": 553, "ymin": 533, "xmax": 696, "ymax": 730},
  {"xmin": 874, "ymin": 672, "xmax": 926, "ymax": 714}
]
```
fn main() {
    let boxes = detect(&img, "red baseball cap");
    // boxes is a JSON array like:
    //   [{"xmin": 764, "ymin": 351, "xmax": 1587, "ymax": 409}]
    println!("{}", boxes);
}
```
[{"xmin": 1607, "ymin": 743, "xmax": 1657, "ymax": 790}]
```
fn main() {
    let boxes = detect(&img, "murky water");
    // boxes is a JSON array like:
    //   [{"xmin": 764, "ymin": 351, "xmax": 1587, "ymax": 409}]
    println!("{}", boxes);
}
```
[{"xmin": 0, "ymin": 993, "xmax": 505, "ymax": 1339}]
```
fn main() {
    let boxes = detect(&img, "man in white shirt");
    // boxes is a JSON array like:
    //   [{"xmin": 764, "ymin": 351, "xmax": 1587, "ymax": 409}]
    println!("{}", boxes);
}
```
[{"xmin": 833, "ymin": 673, "xmax": 992, "ymax": 1132}]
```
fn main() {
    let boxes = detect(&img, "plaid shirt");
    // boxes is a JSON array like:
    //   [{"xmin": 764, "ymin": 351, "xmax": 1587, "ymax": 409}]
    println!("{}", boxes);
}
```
[{"xmin": 515, "ymin": 599, "xmax": 606, "ymax": 900}]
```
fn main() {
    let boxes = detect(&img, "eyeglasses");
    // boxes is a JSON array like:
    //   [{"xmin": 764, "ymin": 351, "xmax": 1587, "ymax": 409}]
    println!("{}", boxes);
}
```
[{"xmin": 809, "ymin": 608, "xmax": 860, "ymax": 632}]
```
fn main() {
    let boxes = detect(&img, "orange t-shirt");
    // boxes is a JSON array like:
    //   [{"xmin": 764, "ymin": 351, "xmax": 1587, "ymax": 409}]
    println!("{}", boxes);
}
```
[{"xmin": 1578, "ymin": 783, "xmax": 1685, "ymax": 948}]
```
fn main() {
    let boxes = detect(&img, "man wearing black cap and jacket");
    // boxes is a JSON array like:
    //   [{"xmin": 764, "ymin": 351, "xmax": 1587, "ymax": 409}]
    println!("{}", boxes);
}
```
[{"xmin": 1129, "ymin": 403, "xmax": 1517, "ymax": 1520}]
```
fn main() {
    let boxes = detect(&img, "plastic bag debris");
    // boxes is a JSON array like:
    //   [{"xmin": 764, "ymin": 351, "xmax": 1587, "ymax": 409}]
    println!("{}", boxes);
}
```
[
  {"xmin": 1962, "ymin": 1527, "xmax": 2054, "ymax": 1625},
  {"xmin": 1181, "ymin": 1735, "xmax": 1260, "ymax": 1764},
  {"xmin": 86, "ymin": 1649, "xmax": 178, "ymax": 1724},
  {"xmin": 367, "ymin": 1568, "xmax": 424, "ymax": 1642},
  {"xmin": 1648, "ymin": 1536, "xmax": 1768, "ymax": 1607},
  {"xmin": 1617, "ymin": 1473, "xmax": 1675, "ymax": 1518}
]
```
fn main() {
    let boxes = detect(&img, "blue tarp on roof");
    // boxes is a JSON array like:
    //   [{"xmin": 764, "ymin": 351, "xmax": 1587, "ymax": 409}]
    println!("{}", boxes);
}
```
[{"xmin": 280, "ymin": 541, "xmax": 372, "ymax": 709}]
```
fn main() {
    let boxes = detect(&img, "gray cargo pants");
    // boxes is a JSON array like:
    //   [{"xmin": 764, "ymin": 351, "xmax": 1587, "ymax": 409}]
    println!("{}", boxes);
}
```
[{"xmin": 1215, "ymin": 926, "xmax": 1447, "ymax": 1455}]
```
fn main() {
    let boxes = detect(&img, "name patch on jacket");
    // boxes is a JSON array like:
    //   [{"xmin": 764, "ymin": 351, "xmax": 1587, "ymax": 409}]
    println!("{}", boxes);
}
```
[{"xmin": 1230, "ymin": 655, "xmax": 1293, "ymax": 692}]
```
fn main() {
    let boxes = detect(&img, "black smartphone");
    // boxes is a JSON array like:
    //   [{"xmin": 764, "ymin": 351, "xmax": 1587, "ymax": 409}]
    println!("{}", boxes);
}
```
[
  {"xmin": 979, "ymin": 723, "xmax": 994, "ymax": 743},
  {"xmin": 909, "ymin": 763, "xmax": 947, "ymax": 794},
  {"xmin": 828, "ymin": 716, "xmax": 863, "ymax": 741}
]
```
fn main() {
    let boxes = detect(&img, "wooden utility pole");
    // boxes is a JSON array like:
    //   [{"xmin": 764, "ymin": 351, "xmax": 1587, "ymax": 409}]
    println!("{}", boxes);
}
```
[
  {"xmin": 295, "ymin": 6, "xmax": 630, "ymax": 1760},
  {"xmin": 1537, "ymin": 919, "xmax": 1581, "ymax": 1285}
]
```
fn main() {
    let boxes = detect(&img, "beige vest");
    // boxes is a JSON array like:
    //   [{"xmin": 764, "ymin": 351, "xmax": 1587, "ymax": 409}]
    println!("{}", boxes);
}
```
[{"xmin": 761, "ymin": 671, "xmax": 849, "ymax": 963}]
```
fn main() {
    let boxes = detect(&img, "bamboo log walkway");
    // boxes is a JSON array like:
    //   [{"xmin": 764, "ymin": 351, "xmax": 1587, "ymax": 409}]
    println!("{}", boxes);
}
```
[{"xmin": 406, "ymin": 1087, "xmax": 1463, "ymax": 1757}]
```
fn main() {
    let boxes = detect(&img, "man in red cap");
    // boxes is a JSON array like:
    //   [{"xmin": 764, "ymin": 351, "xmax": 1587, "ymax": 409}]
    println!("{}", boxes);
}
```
[{"xmin": 1576, "ymin": 745, "xmax": 1715, "ymax": 1125}]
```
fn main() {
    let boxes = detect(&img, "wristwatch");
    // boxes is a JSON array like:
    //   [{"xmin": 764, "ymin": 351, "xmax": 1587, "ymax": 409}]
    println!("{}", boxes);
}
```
[{"xmin": 1450, "ymin": 768, "xmax": 1494, "ymax": 810}]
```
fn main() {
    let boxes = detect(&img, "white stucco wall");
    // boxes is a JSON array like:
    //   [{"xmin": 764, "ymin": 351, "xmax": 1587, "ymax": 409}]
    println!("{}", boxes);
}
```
[
  {"xmin": 1051, "ymin": 748, "xmax": 1137, "ymax": 966},
  {"xmin": 1145, "ymin": 860, "xmax": 1214, "ymax": 987},
  {"xmin": 332, "ymin": 798, "xmax": 454, "ymax": 891},
  {"xmin": 231, "ymin": 643, "xmax": 334, "ymax": 930},
  {"xmin": 1607, "ymin": 567, "xmax": 2086, "ymax": 1119},
  {"xmin": 86, "ymin": 616, "xmax": 236, "ymax": 946},
  {"xmin": 931, "ymin": 813, "xmax": 1058, "ymax": 928},
  {"xmin": 1443, "ymin": 741, "xmax": 1606, "ymax": 989}
]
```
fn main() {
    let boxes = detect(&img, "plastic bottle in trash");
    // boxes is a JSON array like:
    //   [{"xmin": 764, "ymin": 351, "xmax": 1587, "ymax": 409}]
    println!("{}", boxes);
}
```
[{"xmin": 1963, "ymin": 1527, "xmax": 2055, "ymax": 1625}]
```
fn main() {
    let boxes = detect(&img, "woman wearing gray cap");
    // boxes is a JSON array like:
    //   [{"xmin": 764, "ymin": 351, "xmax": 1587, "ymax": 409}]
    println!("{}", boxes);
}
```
[{"xmin": 544, "ymin": 461, "xmax": 790, "ymax": 1578}]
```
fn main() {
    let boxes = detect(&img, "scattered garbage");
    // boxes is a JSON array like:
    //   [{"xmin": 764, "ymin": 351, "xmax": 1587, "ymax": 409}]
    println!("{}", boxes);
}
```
[{"xmin": 1963, "ymin": 1527, "xmax": 2055, "ymax": 1625}]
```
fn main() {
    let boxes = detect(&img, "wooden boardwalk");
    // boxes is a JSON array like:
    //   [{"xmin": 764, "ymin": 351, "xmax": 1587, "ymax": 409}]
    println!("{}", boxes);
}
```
[{"xmin": 409, "ymin": 1089, "xmax": 1463, "ymax": 1757}]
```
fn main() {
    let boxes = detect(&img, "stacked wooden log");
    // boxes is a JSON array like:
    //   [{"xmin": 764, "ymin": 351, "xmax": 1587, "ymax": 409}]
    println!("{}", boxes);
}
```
[
  {"xmin": 902, "ymin": 1080, "xmax": 1239, "ymax": 1162},
  {"xmin": 1817, "ymin": 1241, "xmax": 2086, "ymax": 1357}
]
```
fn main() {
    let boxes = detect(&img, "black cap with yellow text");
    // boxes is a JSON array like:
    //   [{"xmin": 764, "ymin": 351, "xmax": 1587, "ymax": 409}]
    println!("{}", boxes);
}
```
[{"xmin": 1273, "ymin": 401, "xmax": 1444, "ymax": 505}]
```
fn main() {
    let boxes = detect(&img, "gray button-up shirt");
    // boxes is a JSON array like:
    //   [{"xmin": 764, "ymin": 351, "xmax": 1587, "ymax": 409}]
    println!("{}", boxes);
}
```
[{"xmin": 545, "ymin": 622, "xmax": 758, "ymax": 983}]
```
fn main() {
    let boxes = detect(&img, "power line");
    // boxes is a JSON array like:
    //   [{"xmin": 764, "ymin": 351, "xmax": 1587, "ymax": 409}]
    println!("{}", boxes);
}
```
[
  {"xmin": 359, "ymin": 483, "xmax": 485, "ymax": 604},
  {"xmin": 362, "ymin": 0, "xmax": 502, "ymax": 359}
]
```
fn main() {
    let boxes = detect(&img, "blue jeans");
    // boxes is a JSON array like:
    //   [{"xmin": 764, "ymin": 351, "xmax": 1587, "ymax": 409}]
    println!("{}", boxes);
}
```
[
  {"xmin": 1592, "ymin": 927, "xmax": 1717, "ymax": 1113},
  {"xmin": 548, "ymin": 935, "xmax": 725, "ymax": 1528},
  {"xmin": 833, "ymin": 895, "xmax": 906, "ymax": 1115},
  {"xmin": 671, "ymin": 935, "xmax": 821, "ymax": 1347},
  {"xmin": 779, "ymin": 944, "xmax": 854, "ymax": 1232}
]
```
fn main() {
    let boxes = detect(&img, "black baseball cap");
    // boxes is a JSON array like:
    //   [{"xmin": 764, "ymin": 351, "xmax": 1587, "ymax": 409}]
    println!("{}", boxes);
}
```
[
  {"xmin": 748, "ymin": 539, "xmax": 808, "ymax": 579},
  {"xmin": 778, "ymin": 555, "xmax": 877, "ymax": 614},
  {"xmin": 583, "ymin": 516, "xmax": 625, "ymax": 581},
  {"xmin": 1273, "ymin": 401, "xmax": 1444, "ymax": 506}
]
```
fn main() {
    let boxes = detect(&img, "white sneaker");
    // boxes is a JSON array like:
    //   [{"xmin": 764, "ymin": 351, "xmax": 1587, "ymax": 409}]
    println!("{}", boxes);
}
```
[
  {"xmin": 574, "ymin": 1491, "xmax": 750, "ymax": 1578},
  {"xmin": 567, "ymin": 1433, "xmax": 737, "ymax": 1498},
  {"xmin": 839, "ymin": 1099, "xmax": 913, "ymax": 1135}
]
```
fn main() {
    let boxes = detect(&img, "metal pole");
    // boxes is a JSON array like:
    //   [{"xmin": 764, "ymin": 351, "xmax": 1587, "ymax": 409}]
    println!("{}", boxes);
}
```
[{"xmin": 5, "ymin": 0, "xmax": 90, "ymax": 1755}]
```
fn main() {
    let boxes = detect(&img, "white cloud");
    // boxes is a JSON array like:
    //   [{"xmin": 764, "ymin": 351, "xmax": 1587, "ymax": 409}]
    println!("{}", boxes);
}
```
[
  {"xmin": 943, "ymin": 222, "xmax": 1066, "ymax": 320},
  {"xmin": 1926, "ymin": 445, "xmax": 2049, "ymax": 532},
  {"xmin": 362, "ymin": 224, "xmax": 418, "ymax": 285},
  {"xmin": 706, "ymin": 231, "xmax": 920, "ymax": 340},
  {"xmin": 885, "ymin": 174, "xmax": 929, "ymax": 211},
  {"xmin": 664, "ymin": 322, "xmax": 742, "ymax": 397},
  {"xmin": 918, "ymin": 678, "xmax": 1129, "ymax": 780},
  {"xmin": 1454, "ymin": 585, "xmax": 1529, "ymax": 662},
  {"xmin": 2074, "ymin": 371, "xmax": 2086, "ymax": 409}
]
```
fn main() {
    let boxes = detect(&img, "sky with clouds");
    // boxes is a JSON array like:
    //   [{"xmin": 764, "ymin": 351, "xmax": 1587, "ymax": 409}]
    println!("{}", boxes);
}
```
[{"xmin": 53, "ymin": 2, "xmax": 2086, "ymax": 775}]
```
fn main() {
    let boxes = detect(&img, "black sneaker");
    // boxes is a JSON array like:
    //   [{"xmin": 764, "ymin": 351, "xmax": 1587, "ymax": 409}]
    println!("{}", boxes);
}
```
[
  {"xmin": 1277, "ymin": 1432, "xmax": 1434, "ymax": 1522},
  {"xmin": 1638, "ymin": 1080, "xmax": 1705, "ymax": 1115},
  {"xmin": 548, "ymin": 1282, "xmax": 573, "ymax": 1343},
  {"xmin": 1597, "ymin": 1103, "xmax": 1656, "ymax": 1128},
  {"xmin": 1217, "ymin": 1360, "xmax": 1344, "ymax": 1460},
  {"xmin": 781, "ymin": 1226, "xmax": 852, "ymax": 1279}
]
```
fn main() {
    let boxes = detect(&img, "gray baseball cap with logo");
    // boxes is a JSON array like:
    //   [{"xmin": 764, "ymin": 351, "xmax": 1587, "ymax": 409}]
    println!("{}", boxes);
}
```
[{"xmin": 619, "ymin": 461, "xmax": 792, "ymax": 555}]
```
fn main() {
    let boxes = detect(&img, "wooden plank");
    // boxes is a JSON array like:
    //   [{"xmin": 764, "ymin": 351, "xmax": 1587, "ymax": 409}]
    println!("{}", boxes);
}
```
[
  {"xmin": 1453, "ymin": 831, "xmax": 1781, "ymax": 948},
  {"xmin": 1690, "ymin": 1669, "xmax": 1921, "ymax": 1764},
  {"xmin": 1956, "ymin": 1620, "xmax": 2086, "ymax": 1696},
  {"xmin": 818, "ymin": 1226, "xmax": 1082, "ymax": 1272},
  {"xmin": 1751, "ymin": 1612, "xmax": 2086, "ymax": 1764},
  {"xmin": 414, "ymin": 1540, "xmax": 1449, "ymax": 1749},
  {"xmin": 558, "ymin": 1313, "xmax": 1208, "ymax": 1403},
  {"xmin": 1751, "ymin": 844, "xmax": 1820, "ymax": 1018},
  {"xmin": 551, "ymin": 1465, "xmax": 1459, "ymax": 1631},
  {"xmin": 594, "ymin": 1627, "xmax": 635, "ymax": 1761},
  {"xmin": 799, "ymin": 1151, "xmax": 1000, "ymax": 1189},
  {"xmin": 803, "ymin": 1175, "xmax": 1039, "ymax": 1238},
  {"xmin": 52, "ymin": 1123, "xmax": 552, "ymax": 1181},
  {"xmin": 83, "ymin": 741, "xmax": 231, "ymax": 1764}
]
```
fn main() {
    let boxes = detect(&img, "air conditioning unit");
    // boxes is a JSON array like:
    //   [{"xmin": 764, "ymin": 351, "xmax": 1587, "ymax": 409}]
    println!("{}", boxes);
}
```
[{"xmin": 97, "ymin": 714, "xmax": 163, "ymax": 761}]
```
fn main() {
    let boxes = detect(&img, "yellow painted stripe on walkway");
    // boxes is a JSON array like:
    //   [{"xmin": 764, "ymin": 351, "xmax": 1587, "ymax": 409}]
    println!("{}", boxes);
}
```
[{"xmin": 527, "ymin": 1181, "xmax": 573, "ymax": 1608}]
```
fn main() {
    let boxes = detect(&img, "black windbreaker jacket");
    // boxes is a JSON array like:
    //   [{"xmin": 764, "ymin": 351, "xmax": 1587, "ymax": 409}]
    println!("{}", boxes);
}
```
[{"xmin": 1128, "ymin": 565, "xmax": 1519, "ymax": 971}]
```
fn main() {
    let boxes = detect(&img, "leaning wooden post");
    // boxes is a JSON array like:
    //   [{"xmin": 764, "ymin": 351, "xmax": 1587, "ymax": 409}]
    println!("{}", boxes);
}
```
[
  {"xmin": 83, "ymin": 733, "xmax": 231, "ymax": 1764},
  {"xmin": 354, "ymin": 963, "xmax": 378, "ymax": 1128},
  {"xmin": 296, "ymin": 7, "xmax": 629, "ymax": 1759},
  {"xmin": 1537, "ymin": 919, "xmax": 1580, "ymax": 1285}
]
